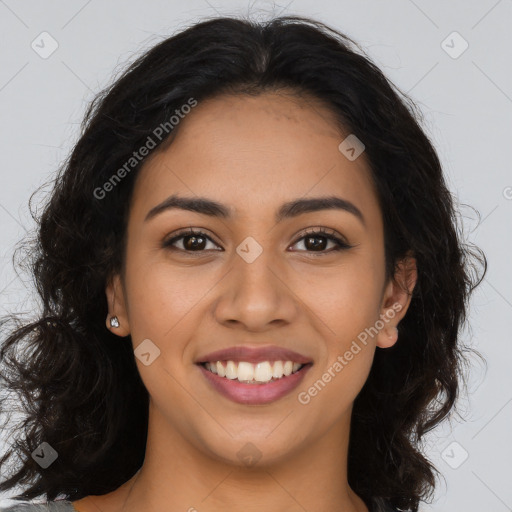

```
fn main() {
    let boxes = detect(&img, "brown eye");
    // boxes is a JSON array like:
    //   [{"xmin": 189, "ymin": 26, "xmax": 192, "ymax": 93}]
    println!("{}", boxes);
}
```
[
  {"xmin": 163, "ymin": 229, "xmax": 221, "ymax": 252},
  {"xmin": 162, "ymin": 227, "xmax": 353, "ymax": 255},
  {"xmin": 290, "ymin": 228, "xmax": 353, "ymax": 254}
]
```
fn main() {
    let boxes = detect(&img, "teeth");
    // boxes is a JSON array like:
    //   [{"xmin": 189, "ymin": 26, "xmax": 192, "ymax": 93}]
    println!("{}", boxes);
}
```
[
  {"xmin": 254, "ymin": 362, "xmax": 273, "ymax": 383},
  {"xmin": 237, "ymin": 361, "xmax": 255, "ymax": 381},
  {"xmin": 225, "ymin": 361, "xmax": 237, "ymax": 380},
  {"xmin": 272, "ymin": 360, "xmax": 284, "ymax": 378},
  {"xmin": 204, "ymin": 360, "xmax": 305, "ymax": 383}
]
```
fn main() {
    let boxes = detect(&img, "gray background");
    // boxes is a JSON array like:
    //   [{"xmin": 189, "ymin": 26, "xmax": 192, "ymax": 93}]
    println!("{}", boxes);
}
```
[{"xmin": 0, "ymin": 1, "xmax": 511, "ymax": 510}]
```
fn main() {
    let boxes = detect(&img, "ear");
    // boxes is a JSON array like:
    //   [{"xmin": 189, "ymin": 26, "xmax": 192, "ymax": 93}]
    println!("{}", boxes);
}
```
[
  {"xmin": 376, "ymin": 253, "xmax": 417, "ymax": 349},
  {"xmin": 105, "ymin": 273, "xmax": 131, "ymax": 337}
]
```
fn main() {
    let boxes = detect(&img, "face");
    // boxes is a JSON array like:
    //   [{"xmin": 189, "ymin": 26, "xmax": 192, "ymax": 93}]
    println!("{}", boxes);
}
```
[{"xmin": 106, "ymin": 91, "xmax": 416, "ymax": 468}]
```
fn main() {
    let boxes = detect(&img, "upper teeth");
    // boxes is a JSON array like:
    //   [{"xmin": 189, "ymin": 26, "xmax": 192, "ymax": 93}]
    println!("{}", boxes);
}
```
[{"xmin": 204, "ymin": 360, "xmax": 303, "ymax": 383}]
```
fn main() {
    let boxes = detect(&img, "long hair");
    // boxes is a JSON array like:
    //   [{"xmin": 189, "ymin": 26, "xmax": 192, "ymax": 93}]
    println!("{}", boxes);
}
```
[{"xmin": 0, "ymin": 15, "xmax": 486, "ymax": 511}]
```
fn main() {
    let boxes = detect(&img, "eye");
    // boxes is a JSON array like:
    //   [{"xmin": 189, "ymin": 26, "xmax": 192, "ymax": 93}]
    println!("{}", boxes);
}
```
[
  {"xmin": 162, "ymin": 227, "xmax": 353, "ymax": 255},
  {"xmin": 289, "ymin": 227, "xmax": 353, "ymax": 255},
  {"xmin": 162, "ymin": 228, "xmax": 221, "ymax": 253}
]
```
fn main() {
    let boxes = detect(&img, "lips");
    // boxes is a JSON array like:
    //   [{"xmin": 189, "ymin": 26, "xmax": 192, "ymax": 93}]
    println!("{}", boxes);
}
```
[
  {"xmin": 197, "ymin": 362, "xmax": 313, "ymax": 405},
  {"xmin": 195, "ymin": 345, "xmax": 313, "ymax": 365}
]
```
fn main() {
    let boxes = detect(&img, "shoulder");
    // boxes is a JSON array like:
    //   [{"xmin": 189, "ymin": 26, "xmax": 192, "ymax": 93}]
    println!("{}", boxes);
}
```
[{"xmin": 0, "ymin": 501, "xmax": 74, "ymax": 511}]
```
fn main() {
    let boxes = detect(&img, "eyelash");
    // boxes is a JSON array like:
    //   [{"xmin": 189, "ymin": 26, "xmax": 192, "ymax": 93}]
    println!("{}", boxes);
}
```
[{"xmin": 162, "ymin": 227, "xmax": 353, "ymax": 255}]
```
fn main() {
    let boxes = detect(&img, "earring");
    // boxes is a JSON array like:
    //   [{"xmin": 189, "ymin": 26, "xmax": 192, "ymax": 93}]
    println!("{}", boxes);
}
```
[{"xmin": 110, "ymin": 316, "xmax": 120, "ymax": 328}]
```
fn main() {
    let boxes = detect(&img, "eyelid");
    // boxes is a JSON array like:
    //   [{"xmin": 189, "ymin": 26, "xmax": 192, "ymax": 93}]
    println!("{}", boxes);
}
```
[
  {"xmin": 162, "ymin": 226, "xmax": 353, "ymax": 253},
  {"xmin": 162, "ymin": 227, "xmax": 223, "ymax": 250},
  {"xmin": 291, "ymin": 226, "xmax": 349, "ymax": 245},
  {"xmin": 288, "ymin": 227, "xmax": 353, "ymax": 254}
]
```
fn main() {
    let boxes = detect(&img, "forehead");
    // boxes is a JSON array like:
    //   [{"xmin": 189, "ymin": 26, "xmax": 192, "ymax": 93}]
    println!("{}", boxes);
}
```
[{"xmin": 130, "ymin": 91, "xmax": 381, "ymax": 228}]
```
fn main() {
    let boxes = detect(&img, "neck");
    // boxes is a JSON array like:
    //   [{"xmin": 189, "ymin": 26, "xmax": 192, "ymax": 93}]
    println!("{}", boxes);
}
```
[{"xmin": 74, "ymin": 401, "xmax": 368, "ymax": 512}]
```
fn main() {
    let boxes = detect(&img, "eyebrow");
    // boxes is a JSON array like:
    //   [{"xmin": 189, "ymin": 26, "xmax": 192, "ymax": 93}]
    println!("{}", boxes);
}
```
[{"xmin": 144, "ymin": 194, "xmax": 365, "ymax": 226}]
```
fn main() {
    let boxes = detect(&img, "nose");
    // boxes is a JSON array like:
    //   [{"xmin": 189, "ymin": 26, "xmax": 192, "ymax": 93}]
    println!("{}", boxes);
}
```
[{"xmin": 212, "ymin": 244, "xmax": 299, "ymax": 332}]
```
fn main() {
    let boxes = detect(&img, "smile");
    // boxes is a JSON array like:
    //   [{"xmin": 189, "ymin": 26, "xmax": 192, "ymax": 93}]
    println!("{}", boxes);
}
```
[{"xmin": 197, "ymin": 360, "xmax": 313, "ymax": 405}]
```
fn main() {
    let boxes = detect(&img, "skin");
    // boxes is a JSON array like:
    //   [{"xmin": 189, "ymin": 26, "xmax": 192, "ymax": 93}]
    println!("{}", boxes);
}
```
[{"xmin": 72, "ymin": 90, "xmax": 417, "ymax": 512}]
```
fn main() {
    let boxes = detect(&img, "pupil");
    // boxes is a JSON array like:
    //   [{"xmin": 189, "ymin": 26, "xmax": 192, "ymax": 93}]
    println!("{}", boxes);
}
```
[
  {"xmin": 306, "ymin": 236, "xmax": 326, "ymax": 250},
  {"xmin": 185, "ymin": 235, "xmax": 205, "ymax": 250},
  {"xmin": 183, "ymin": 235, "xmax": 327, "ymax": 251}
]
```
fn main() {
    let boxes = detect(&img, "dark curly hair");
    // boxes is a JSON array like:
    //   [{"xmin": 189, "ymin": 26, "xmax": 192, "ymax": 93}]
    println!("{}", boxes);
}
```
[{"xmin": 0, "ymin": 14, "xmax": 486, "ymax": 512}]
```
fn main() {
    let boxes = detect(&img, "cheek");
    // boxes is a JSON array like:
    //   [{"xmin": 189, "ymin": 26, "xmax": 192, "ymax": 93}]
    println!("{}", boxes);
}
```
[
  {"xmin": 124, "ymin": 254, "xmax": 218, "ymax": 340},
  {"xmin": 297, "ymin": 259, "xmax": 383, "ymax": 339},
  {"xmin": 304, "ymin": 344, "xmax": 375, "ymax": 426},
  {"xmin": 295, "ymin": 256, "xmax": 383, "ymax": 403},
  {"xmin": 123, "ymin": 258, "xmax": 206, "ymax": 411},
  {"xmin": 301, "ymin": 269, "xmax": 380, "ymax": 413}
]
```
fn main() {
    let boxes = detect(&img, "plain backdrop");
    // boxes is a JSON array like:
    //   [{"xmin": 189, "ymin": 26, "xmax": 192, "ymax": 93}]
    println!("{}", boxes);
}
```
[{"xmin": 0, "ymin": 1, "xmax": 511, "ymax": 511}]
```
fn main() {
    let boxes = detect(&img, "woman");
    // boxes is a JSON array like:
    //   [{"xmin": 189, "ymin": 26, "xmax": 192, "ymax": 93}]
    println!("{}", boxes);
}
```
[{"xmin": 0, "ymin": 14, "xmax": 486, "ymax": 512}]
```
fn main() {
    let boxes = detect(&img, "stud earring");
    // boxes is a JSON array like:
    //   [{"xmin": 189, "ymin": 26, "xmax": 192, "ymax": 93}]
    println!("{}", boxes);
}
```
[
  {"xmin": 389, "ymin": 326, "xmax": 398, "ymax": 341},
  {"xmin": 110, "ymin": 316, "xmax": 120, "ymax": 328}
]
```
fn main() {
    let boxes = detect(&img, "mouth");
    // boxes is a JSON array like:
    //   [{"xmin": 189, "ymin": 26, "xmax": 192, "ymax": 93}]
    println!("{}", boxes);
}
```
[
  {"xmin": 200, "ymin": 359, "xmax": 308, "ymax": 382},
  {"xmin": 196, "ymin": 360, "xmax": 313, "ymax": 405}
]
